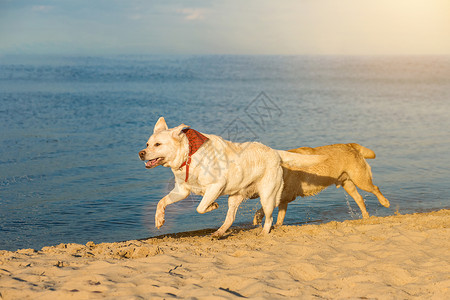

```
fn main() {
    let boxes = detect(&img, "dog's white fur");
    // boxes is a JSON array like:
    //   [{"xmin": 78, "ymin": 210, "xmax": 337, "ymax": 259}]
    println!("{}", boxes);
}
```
[
  {"xmin": 253, "ymin": 143, "xmax": 390, "ymax": 226},
  {"xmin": 139, "ymin": 117, "xmax": 324, "ymax": 237}
]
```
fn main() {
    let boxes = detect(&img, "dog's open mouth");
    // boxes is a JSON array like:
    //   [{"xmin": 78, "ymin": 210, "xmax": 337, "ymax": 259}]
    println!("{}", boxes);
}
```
[{"xmin": 145, "ymin": 157, "xmax": 163, "ymax": 169}]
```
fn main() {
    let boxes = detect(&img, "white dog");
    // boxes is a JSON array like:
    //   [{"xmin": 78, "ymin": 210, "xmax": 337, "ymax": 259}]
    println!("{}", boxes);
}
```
[{"xmin": 139, "ymin": 117, "xmax": 323, "ymax": 237}]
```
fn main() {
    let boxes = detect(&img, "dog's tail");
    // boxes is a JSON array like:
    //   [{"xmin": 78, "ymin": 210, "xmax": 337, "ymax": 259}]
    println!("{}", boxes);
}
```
[
  {"xmin": 350, "ymin": 143, "xmax": 376, "ymax": 159},
  {"xmin": 277, "ymin": 150, "xmax": 326, "ymax": 170}
]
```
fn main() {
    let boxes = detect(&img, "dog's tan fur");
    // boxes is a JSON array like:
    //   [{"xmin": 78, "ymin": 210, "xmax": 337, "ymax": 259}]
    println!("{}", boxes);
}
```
[{"xmin": 253, "ymin": 143, "xmax": 390, "ymax": 226}]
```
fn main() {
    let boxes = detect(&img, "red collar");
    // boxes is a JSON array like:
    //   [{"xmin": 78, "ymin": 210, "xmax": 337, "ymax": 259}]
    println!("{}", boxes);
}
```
[{"xmin": 179, "ymin": 128, "xmax": 209, "ymax": 182}]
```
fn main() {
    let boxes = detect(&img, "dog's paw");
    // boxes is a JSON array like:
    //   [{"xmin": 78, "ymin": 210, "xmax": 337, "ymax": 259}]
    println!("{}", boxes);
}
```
[
  {"xmin": 155, "ymin": 212, "xmax": 165, "ymax": 228},
  {"xmin": 379, "ymin": 198, "xmax": 390, "ymax": 208},
  {"xmin": 252, "ymin": 215, "xmax": 263, "ymax": 225},
  {"xmin": 211, "ymin": 230, "xmax": 225, "ymax": 239},
  {"xmin": 205, "ymin": 202, "xmax": 219, "ymax": 213},
  {"xmin": 252, "ymin": 211, "xmax": 264, "ymax": 225}
]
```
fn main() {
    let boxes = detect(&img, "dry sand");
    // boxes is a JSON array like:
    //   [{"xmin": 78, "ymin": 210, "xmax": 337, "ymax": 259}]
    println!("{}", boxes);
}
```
[{"xmin": 1, "ymin": 209, "xmax": 449, "ymax": 299}]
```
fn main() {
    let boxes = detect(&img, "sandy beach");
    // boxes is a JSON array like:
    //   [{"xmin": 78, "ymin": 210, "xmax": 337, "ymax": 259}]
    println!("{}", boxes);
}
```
[{"xmin": 1, "ymin": 209, "xmax": 449, "ymax": 299}]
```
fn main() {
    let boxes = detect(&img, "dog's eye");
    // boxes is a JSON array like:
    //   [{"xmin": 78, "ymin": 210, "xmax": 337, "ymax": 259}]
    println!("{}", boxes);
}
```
[
  {"xmin": 154, "ymin": 143, "xmax": 161, "ymax": 147},
  {"xmin": 146, "ymin": 143, "xmax": 149, "ymax": 147}
]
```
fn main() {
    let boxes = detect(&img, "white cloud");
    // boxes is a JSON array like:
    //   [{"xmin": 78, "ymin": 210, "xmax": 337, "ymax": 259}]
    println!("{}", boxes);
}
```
[{"xmin": 178, "ymin": 8, "xmax": 207, "ymax": 21}]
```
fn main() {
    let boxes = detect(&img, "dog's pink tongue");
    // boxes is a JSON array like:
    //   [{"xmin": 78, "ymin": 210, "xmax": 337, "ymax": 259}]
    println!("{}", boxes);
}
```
[
  {"xmin": 145, "ymin": 159, "xmax": 158, "ymax": 168},
  {"xmin": 146, "ymin": 159, "xmax": 159, "ymax": 168}
]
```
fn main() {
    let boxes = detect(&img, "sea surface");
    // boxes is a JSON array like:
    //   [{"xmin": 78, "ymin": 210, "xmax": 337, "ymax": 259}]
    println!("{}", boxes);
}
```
[{"xmin": 1, "ymin": 55, "xmax": 449, "ymax": 251}]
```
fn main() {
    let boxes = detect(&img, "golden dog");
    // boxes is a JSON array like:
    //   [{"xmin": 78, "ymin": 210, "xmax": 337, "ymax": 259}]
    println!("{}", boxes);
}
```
[{"xmin": 253, "ymin": 143, "xmax": 390, "ymax": 226}]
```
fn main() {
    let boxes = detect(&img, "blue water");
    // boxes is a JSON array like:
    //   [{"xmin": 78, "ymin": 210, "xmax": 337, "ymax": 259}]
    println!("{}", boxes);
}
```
[{"xmin": 1, "ymin": 55, "xmax": 449, "ymax": 251}]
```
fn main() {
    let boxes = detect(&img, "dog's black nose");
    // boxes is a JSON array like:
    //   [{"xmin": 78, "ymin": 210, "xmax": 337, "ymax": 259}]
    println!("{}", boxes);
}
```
[{"xmin": 139, "ymin": 150, "xmax": 146, "ymax": 159}]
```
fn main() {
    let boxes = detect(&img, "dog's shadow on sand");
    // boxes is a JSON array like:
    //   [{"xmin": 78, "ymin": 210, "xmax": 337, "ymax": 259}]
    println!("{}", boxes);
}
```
[{"xmin": 139, "ymin": 225, "xmax": 258, "ymax": 241}]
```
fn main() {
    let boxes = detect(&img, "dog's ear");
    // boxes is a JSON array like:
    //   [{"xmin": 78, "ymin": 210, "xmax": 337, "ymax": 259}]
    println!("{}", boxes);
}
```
[
  {"xmin": 171, "ymin": 123, "xmax": 190, "ymax": 139},
  {"xmin": 154, "ymin": 117, "xmax": 169, "ymax": 134}
]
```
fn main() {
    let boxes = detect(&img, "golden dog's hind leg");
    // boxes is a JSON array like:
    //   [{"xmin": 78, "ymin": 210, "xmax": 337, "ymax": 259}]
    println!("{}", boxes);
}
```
[
  {"xmin": 342, "ymin": 180, "xmax": 370, "ymax": 218},
  {"xmin": 350, "ymin": 173, "xmax": 390, "ymax": 208},
  {"xmin": 275, "ymin": 202, "xmax": 288, "ymax": 226},
  {"xmin": 372, "ymin": 186, "xmax": 390, "ymax": 208},
  {"xmin": 357, "ymin": 184, "xmax": 390, "ymax": 208}
]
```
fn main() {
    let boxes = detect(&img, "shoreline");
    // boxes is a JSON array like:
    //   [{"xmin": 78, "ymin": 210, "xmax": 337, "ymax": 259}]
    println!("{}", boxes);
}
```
[{"xmin": 1, "ymin": 209, "xmax": 449, "ymax": 299}]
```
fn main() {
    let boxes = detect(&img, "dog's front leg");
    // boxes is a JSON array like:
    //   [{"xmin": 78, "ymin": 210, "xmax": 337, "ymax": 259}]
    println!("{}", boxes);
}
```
[
  {"xmin": 196, "ymin": 182, "xmax": 226, "ymax": 214},
  {"xmin": 212, "ymin": 195, "xmax": 244, "ymax": 238},
  {"xmin": 155, "ymin": 185, "xmax": 190, "ymax": 228}
]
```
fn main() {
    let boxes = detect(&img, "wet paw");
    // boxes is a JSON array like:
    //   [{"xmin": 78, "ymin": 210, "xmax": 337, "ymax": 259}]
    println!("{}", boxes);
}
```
[
  {"xmin": 380, "ymin": 199, "xmax": 390, "ymax": 208},
  {"xmin": 155, "ymin": 211, "xmax": 165, "ymax": 228}
]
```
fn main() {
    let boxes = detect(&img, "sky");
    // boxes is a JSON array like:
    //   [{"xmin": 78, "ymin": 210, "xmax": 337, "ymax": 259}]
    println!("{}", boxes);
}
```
[{"xmin": 1, "ymin": 0, "xmax": 449, "ymax": 55}]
